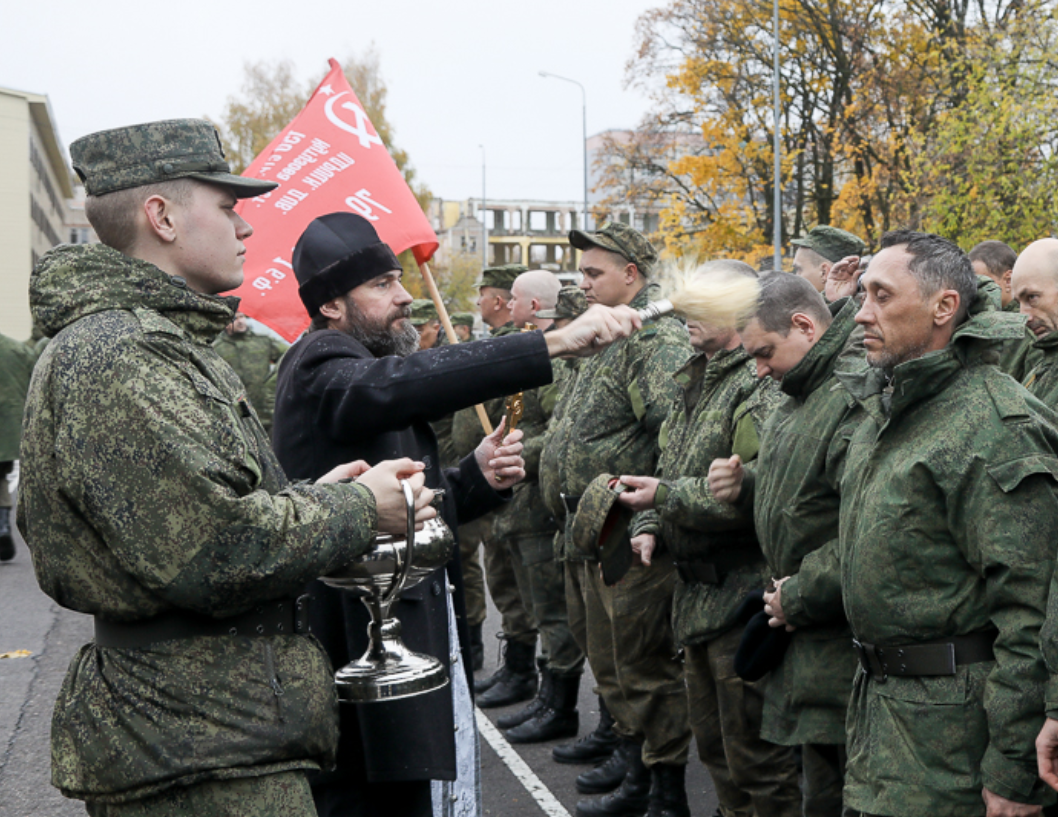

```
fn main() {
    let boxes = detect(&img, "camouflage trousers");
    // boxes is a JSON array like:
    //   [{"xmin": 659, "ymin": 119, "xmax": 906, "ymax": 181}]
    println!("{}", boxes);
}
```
[
  {"xmin": 802, "ymin": 743, "xmax": 859, "ymax": 817},
  {"xmin": 85, "ymin": 771, "xmax": 316, "ymax": 817},
  {"xmin": 684, "ymin": 626, "xmax": 801, "ymax": 817},
  {"xmin": 458, "ymin": 525, "xmax": 487, "ymax": 628},
  {"xmin": 508, "ymin": 534, "xmax": 585, "ymax": 677},
  {"xmin": 583, "ymin": 551, "xmax": 691, "ymax": 766},
  {"xmin": 482, "ymin": 531, "xmax": 536, "ymax": 646}
]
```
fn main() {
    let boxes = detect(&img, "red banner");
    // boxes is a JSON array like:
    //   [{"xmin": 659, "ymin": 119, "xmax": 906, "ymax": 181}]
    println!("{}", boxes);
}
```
[{"xmin": 227, "ymin": 58, "xmax": 438, "ymax": 341}]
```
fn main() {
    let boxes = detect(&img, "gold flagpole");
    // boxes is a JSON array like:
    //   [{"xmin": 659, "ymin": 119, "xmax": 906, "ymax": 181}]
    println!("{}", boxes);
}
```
[{"xmin": 419, "ymin": 262, "xmax": 494, "ymax": 435}]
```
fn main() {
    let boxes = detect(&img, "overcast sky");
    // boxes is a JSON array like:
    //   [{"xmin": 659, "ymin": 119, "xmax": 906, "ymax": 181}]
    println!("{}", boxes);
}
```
[{"xmin": 2, "ymin": 0, "xmax": 664, "ymax": 204}]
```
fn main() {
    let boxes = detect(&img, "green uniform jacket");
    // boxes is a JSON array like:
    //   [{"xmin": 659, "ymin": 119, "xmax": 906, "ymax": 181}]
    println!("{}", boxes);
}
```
[
  {"xmin": 977, "ymin": 276, "xmax": 1040, "ymax": 381},
  {"xmin": 837, "ymin": 306, "xmax": 1058, "ymax": 814},
  {"xmin": 631, "ymin": 347, "xmax": 779, "ymax": 647},
  {"xmin": 750, "ymin": 298, "xmax": 863, "ymax": 745},
  {"xmin": 0, "ymin": 332, "xmax": 38, "ymax": 461},
  {"xmin": 1022, "ymin": 331, "xmax": 1058, "ymax": 407},
  {"xmin": 19, "ymin": 244, "xmax": 380, "ymax": 804},
  {"xmin": 212, "ymin": 329, "xmax": 288, "ymax": 431},
  {"xmin": 541, "ymin": 285, "xmax": 692, "ymax": 562}
]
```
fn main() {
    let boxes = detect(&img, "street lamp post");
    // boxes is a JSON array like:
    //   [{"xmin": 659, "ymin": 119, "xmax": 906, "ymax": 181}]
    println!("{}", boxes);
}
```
[
  {"xmin": 539, "ymin": 71, "xmax": 588, "ymax": 233},
  {"xmin": 479, "ymin": 144, "xmax": 488, "ymax": 267},
  {"xmin": 772, "ymin": 0, "xmax": 782, "ymax": 271}
]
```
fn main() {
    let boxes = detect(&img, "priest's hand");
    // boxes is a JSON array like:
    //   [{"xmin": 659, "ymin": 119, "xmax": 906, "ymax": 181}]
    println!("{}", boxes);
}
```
[
  {"xmin": 544, "ymin": 304, "xmax": 641, "ymax": 358},
  {"xmin": 476, "ymin": 417, "xmax": 525, "ymax": 490}
]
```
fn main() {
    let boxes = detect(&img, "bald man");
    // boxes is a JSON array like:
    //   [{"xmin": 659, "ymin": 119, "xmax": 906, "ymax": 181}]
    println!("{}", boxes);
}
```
[
  {"xmin": 1013, "ymin": 238, "xmax": 1058, "ymax": 405},
  {"xmin": 509, "ymin": 269, "xmax": 562, "ymax": 331}
]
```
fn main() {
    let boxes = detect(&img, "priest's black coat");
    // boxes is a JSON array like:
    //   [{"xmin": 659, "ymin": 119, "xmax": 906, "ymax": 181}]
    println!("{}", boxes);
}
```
[{"xmin": 272, "ymin": 327, "xmax": 552, "ymax": 816}]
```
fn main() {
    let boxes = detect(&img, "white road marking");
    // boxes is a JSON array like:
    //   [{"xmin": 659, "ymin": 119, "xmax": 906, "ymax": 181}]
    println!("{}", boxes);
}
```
[{"xmin": 476, "ymin": 707, "xmax": 573, "ymax": 817}]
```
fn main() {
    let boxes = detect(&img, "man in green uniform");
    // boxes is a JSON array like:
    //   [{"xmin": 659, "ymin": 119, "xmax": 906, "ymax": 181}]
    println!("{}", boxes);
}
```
[
  {"xmin": 711, "ymin": 274, "xmax": 864, "ymax": 817},
  {"xmin": 212, "ymin": 310, "xmax": 288, "ymax": 434},
  {"xmin": 1011, "ymin": 238, "xmax": 1058, "ymax": 405},
  {"xmin": 619, "ymin": 260, "xmax": 799, "ymax": 817},
  {"xmin": 451, "ymin": 312, "xmax": 475, "ymax": 342},
  {"xmin": 541, "ymin": 222, "xmax": 693, "ymax": 817},
  {"xmin": 0, "ymin": 332, "xmax": 38, "ymax": 561},
  {"xmin": 791, "ymin": 226, "xmax": 867, "ymax": 295},
  {"xmin": 454, "ymin": 264, "xmax": 541, "ymax": 706},
  {"xmin": 17, "ymin": 118, "xmax": 434, "ymax": 817},
  {"xmin": 410, "ymin": 298, "xmax": 442, "ymax": 349},
  {"xmin": 967, "ymin": 240, "xmax": 1040, "ymax": 381},
  {"xmin": 838, "ymin": 230, "xmax": 1058, "ymax": 816}
]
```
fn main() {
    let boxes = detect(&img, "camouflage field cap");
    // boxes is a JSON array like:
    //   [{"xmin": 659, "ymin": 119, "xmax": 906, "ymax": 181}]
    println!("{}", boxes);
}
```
[
  {"xmin": 536, "ymin": 285, "xmax": 588, "ymax": 320},
  {"xmin": 569, "ymin": 221, "xmax": 658, "ymax": 276},
  {"xmin": 475, "ymin": 264, "xmax": 528, "ymax": 291},
  {"xmin": 409, "ymin": 299, "xmax": 439, "ymax": 326},
  {"xmin": 571, "ymin": 474, "xmax": 635, "ymax": 586},
  {"xmin": 790, "ymin": 225, "xmax": 867, "ymax": 263},
  {"xmin": 70, "ymin": 119, "xmax": 278, "ymax": 199},
  {"xmin": 450, "ymin": 312, "xmax": 475, "ymax": 328}
]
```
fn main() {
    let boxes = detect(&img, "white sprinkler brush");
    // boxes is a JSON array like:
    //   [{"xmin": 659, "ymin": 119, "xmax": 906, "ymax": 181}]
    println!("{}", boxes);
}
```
[{"xmin": 637, "ymin": 262, "xmax": 761, "ymax": 328}]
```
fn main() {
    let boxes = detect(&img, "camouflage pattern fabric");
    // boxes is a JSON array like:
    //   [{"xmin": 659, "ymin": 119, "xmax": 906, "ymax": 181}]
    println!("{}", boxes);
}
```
[
  {"xmin": 976, "ymin": 276, "xmax": 1041, "ymax": 381},
  {"xmin": 630, "ymin": 347, "xmax": 780, "ymax": 648},
  {"xmin": 212, "ymin": 330, "xmax": 287, "ymax": 433},
  {"xmin": 85, "ymin": 769, "xmax": 316, "ymax": 817},
  {"xmin": 750, "ymin": 298, "xmax": 864, "ymax": 747},
  {"xmin": 19, "ymin": 243, "xmax": 379, "ymax": 804},
  {"xmin": 790, "ymin": 225, "xmax": 867, "ymax": 263},
  {"xmin": 1021, "ymin": 331, "xmax": 1058, "ymax": 407},
  {"xmin": 684, "ymin": 627, "xmax": 801, "ymax": 817},
  {"xmin": 0, "ymin": 332, "xmax": 37, "ymax": 461},
  {"xmin": 838, "ymin": 300, "xmax": 1058, "ymax": 815},
  {"xmin": 569, "ymin": 221, "xmax": 659, "ymax": 276}
]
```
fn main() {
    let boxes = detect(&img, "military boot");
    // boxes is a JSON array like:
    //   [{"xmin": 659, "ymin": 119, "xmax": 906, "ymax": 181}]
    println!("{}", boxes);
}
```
[
  {"xmin": 474, "ymin": 634, "xmax": 512, "ymax": 694},
  {"xmin": 0, "ymin": 507, "xmax": 15, "ymax": 562},
  {"xmin": 498, "ymin": 659, "xmax": 551, "ymax": 729},
  {"xmin": 576, "ymin": 737, "xmax": 636, "ymax": 794},
  {"xmin": 476, "ymin": 639, "xmax": 537, "ymax": 708},
  {"xmin": 506, "ymin": 672, "xmax": 580, "ymax": 743},
  {"xmin": 469, "ymin": 622, "xmax": 485, "ymax": 671},
  {"xmin": 575, "ymin": 742, "xmax": 650, "ymax": 817},
  {"xmin": 554, "ymin": 696, "xmax": 619, "ymax": 765},
  {"xmin": 645, "ymin": 763, "xmax": 690, "ymax": 817}
]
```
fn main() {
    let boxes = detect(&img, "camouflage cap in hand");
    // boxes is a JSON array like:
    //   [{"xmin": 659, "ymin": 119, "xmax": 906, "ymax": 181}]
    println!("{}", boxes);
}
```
[
  {"xmin": 450, "ymin": 312, "xmax": 475, "ymax": 328},
  {"xmin": 569, "ymin": 221, "xmax": 658, "ymax": 276},
  {"xmin": 790, "ymin": 225, "xmax": 867, "ymax": 263},
  {"xmin": 571, "ymin": 474, "xmax": 635, "ymax": 586},
  {"xmin": 474, "ymin": 264, "xmax": 528, "ymax": 291},
  {"xmin": 70, "ymin": 119, "xmax": 278, "ymax": 199},
  {"xmin": 409, "ymin": 299, "xmax": 440, "ymax": 326},
  {"xmin": 536, "ymin": 285, "xmax": 588, "ymax": 320}
]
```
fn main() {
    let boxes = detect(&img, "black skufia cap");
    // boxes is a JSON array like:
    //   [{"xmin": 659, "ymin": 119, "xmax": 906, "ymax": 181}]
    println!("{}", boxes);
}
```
[
  {"xmin": 733, "ymin": 588, "xmax": 794, "ymax": 682},
  {"xmin": 293, "ymin": 212, "xmax": 402, "ymax": 317}
]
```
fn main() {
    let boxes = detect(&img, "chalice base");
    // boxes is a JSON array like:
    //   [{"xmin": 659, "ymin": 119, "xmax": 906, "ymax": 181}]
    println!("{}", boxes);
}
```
[{"xmin": 335, "ymin": 624, "xmax": 449, "ymax": 703}]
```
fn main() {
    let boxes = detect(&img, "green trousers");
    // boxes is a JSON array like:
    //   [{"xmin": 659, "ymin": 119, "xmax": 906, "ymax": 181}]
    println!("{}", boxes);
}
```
[
  {"xmin": 458, "ymin": 523, "xmax": 487, "ymax": 628},
  {"xmin": 483, "ymin": 530, "xmax": 536, "ymax": 646},
  {"xmin": 85, "ymin": 771, "xmax": 316, "ymax": 817}
]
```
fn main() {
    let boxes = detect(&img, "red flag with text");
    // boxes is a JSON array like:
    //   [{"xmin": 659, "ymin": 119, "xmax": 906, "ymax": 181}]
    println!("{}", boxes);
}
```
[{"xmin": 228, "ymin": 58, "xmax": 438, "ymax": 341}]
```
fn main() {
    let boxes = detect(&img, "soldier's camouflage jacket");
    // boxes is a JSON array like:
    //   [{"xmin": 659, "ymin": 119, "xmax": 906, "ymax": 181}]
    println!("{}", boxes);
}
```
[
  {"xmin": 541, "ymin": 286, "xmax": 691, "ymax": 562},
  {"xmin": 451, "ymin": 323, "xmax": 559, "ymax": 549},
  {"xmin": 977, "ymin": 276, "xmax": 1041, "ymax": 381},
  {"xmin": 1021, "ymin": 331, "xmax": 1058, "ymax": 408},
  {"xmin": 212, "ymin": 329, "xmax": 288, "ymax": 432},
  {"xmin": 0, "ymin": 331, "xmax": 38, "ymax": 461},
  {"xmin": 18, "ymin": 244, "xmax": 379, "ymax": 804},
  {"xmin": 749, "ymin": 297, "xmax": 862, "ymax": 746},
  {"xmin": 631, "ymin": 347, "xmax": 779, "ymax": 647},
  {"xmin": 837, "ymin": 301, "xmax": 1058, "ymax": 815}
]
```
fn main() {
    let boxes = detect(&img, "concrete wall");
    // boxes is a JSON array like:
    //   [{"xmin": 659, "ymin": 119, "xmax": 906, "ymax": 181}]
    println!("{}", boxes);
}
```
[{"xmin": 0, "ymin": 92, "xmax": 33, "ymax": 340}]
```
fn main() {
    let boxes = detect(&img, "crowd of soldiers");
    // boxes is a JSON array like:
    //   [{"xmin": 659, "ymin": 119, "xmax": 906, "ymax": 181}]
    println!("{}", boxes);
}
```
[{"xmin": 8, "ymin": 114, "xmax": 1058, "ymax": 817}]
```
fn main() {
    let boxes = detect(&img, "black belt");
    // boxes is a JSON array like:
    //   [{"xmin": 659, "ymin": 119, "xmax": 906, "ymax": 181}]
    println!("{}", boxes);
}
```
[
  {"xmin": 560, "ymin": 493, "xmax": 582, "ymax": 514},
  {"xmin": 852, "ymin": 630, "xmax": 996, "ymax": 683},
  {"xmin": 675, "ymin": 537, "xmax": 763, "ymax": 586},
  {"xmin": 94, "ymin": 596, "xmax": 311, "ymax": 649}
]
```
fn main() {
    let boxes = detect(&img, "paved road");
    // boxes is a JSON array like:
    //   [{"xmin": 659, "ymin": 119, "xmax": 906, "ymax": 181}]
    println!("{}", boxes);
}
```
[{"xmin": 0, "ymin": 519, "xmax": 718, "ymax": 817}]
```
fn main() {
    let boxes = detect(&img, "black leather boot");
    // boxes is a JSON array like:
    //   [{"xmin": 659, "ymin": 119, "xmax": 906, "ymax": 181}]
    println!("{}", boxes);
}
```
[
  {"xmin": 645, "ymin": 763, "xmax": 690, "ymax": 817},
  {"xmin": 554, "ymin": 696, "xmax": 619, "ymax": 765},
  {"xmin": 469, "ymin": 622, "xmax": 484, "ymax": 672},
  {"xmin": 506, "ymin": 672, "xmax": 580, "ymax": 743},
  {"xmin": 498, "ymin": 660, "xmax": 551, "ymax": 729},
  {"xmin": 476, "ymin": 639, "xmax": 537, "ymax": 708},
  {"xmin": 474, "ymin": 634, "xmax": 513, "ymax": 694},
  {"xmin": 575, "ymin": 742, "xmax": 650, "ymax": 817},
  {"xmin": 0, "ymin": 507, "xmax": 14, "ymax": 562},
  {"xmin": 576, "ymin": 737, "xmax": 634, "ymax": 794}
]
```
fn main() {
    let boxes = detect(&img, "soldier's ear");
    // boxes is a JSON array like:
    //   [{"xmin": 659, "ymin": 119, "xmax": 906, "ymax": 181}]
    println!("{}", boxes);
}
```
[
  {"xmin": 143, "ymin": 195, "xmax": 178, "ymax": 244},
  {"xmin": 933, "ymin": 290, "xmax": 960, "ymax": 327}
]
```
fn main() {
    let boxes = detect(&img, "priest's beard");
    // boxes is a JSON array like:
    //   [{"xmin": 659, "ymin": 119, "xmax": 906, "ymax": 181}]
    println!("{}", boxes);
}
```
[{"xmin": 341, "ymin": 297, "xmax": 419, "ymax": 358}]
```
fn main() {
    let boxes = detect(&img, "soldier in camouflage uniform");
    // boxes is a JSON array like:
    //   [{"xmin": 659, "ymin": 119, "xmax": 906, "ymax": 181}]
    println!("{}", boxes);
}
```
[
  {"xmin": 0, "ymin": 332, "xmax": 37, "ymax": 561},
  {"xmin": 451, "ymin": 311, "xmax": 475, "ymax": 342},
  {"xmin": 540, "ymin": 222, "xmax": 692, "ymax": 817},
  {"xmin": 1011, "ymin": 238, "xmax": 1058, "ymax": 406},
  {"xmin": 838, "ymin": 231, "xmax": 1058, "ymax": 816},
  {"xmin": 453, "ymin": 264, "xmax": 541, "ymax": 707},
  {"xmin": 410, "ymin": 299, "xmax": 443, "ymax": 350},
  {"xmin": 211, "ymin": 311, "xmax": 288, "ymax": 434},
  {"xmin": 620, "ymin": 260, "xmax": 798, "ymax": 817},
  {"xmin": 16, "ymin": 119, "xmax": 433, "ymax": 817},
  {"xmin": 791, "ymin": 226, "xmax": 867, "ymax": 296},
  {"xmin": 714, "ymin": 274, "xmax": 865, "ymax": 817}
]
